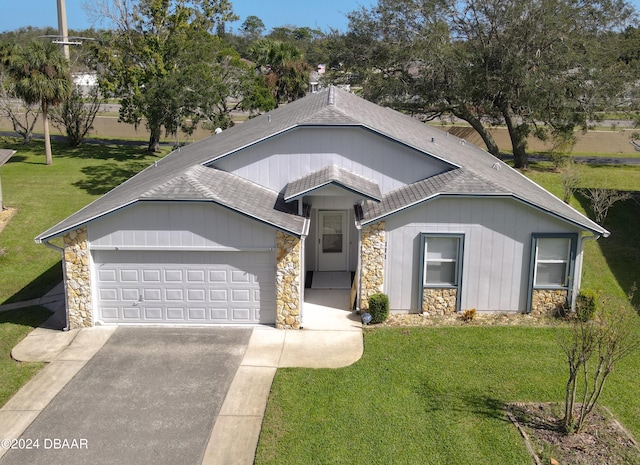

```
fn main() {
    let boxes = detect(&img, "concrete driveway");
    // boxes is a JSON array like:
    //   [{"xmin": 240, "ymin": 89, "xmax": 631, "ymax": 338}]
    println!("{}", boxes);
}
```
[{"xmin": 0, "ymin": 327, "xmax": 252, "ymax": 465}]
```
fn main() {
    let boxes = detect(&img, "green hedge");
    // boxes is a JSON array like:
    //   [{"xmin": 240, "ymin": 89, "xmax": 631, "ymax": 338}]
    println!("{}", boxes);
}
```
[{"xmin": 368, "ymin": 293, "xmax": 389, "ymax": 324}]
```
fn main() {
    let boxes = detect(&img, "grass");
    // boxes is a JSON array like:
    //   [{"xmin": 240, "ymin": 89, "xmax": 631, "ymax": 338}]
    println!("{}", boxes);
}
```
[
  {"xmin": 0, "ymin": 135, "xmax": 168, "ymax": 408},
  {"xmin": 0, "ymin": 136, "xmax": 169, "ymax": 304},
  {"xmin": 0, "ymin": 306, "xmax": 52, "ymax": 406},
  {"xmin": 256, "ymin": 326, "xmax": 640, "ymax": 465}
]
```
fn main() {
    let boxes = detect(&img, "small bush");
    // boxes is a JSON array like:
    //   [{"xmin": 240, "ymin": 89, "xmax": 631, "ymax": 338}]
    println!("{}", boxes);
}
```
[
  {"xmin": 461, "ymin": 308, "xmax": 476, "ymax": 322},
  {"xmin": 576, "ymin": 289, "xmax": 599, "ymax": 322},
  {"xmin": 368, "ymin": 293, "xmax": 389, "ymax": 324}
]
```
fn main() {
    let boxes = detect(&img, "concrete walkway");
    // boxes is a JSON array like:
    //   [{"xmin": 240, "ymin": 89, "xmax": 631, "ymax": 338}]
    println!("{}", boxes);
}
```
[{"xmin": 1, "ymin": 287, "xmax": 363, "ymax": 464}]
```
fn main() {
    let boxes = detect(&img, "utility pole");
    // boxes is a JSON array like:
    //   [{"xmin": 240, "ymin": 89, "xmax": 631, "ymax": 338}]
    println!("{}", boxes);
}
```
[{"xmin": 57, "ymin": 0, "xmax": 70, "ymax": 60}]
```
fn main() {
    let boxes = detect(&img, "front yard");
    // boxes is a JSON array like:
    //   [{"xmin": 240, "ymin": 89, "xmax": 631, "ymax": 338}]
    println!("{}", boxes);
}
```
[
  {"xmin": 0, "ymin": 136, "xmax": 639, "ymax": 462},
  {"xmin": 256, "ymin": 159, "xmax": 640, "ymax": 464},
  {"xmin": 256, "ymin": 325, "xmax": 640, "ymax": 464}
]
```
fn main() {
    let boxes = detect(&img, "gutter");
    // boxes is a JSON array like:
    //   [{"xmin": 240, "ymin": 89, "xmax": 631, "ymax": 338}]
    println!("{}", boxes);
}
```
[{"xmin": 42, "ymin": 240, "xmax": 70, "ymax": 331}]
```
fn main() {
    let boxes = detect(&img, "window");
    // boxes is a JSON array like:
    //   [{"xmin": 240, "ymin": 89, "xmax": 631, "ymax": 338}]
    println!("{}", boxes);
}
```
[
  {"xmin": 534, "ymin": 237, "xmax": 572, "ymax": 287},
  {"xmin": 422, "ymin": 235, "xmax": 463, "ymax": 287}
]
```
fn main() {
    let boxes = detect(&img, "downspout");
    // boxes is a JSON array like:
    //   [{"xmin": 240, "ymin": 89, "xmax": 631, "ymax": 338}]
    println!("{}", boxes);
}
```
[
  {"xmin": 42, "ymin": 239, "xmax": 70, "ymax": 331},
  {"xmin": 299, "ymin": 211, "xmax": 310, "ymax": 328},
  {"xmin": 356, "ymin": 223, "xmax": 362, "ymax": 313},
  {"xmin": 573, "ymin": 233, "xmax": 600, "ymax": 312}
]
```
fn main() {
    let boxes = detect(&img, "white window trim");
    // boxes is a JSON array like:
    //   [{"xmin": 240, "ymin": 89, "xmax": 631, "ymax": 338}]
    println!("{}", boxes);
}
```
[
  {"xmin": 533, "ymin": 237, "xmax": 572, "ymax": 288},
  {"xmin": 421, "ymin": 234, "xmax": 463, "ymax": 288}
]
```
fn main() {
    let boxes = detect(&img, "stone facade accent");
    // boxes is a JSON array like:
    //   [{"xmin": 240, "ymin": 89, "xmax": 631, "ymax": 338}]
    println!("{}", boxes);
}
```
[
  {"xmin": 360, "ymin": 221, "xmax": 385, "ymax": 310},
  {"xmin": 63, "ymin": 227, "xmax": 92, "ymax": 328},
  {"xmin": 531, "ymin": 289, "xmax": 568, "ymax": 316},
  {"xmin": 276, "ymin": 231, "xmax": 301, "ymax": 329},
  {"xmin": 422, "ymin": 288, "xmax": 458, "ymax": 315}
]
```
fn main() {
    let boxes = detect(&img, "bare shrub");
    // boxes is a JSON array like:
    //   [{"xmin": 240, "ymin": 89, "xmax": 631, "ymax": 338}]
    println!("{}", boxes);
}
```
[{"xmin": 580, "ymin": 188, "xmax": 631, "ymax": 224}]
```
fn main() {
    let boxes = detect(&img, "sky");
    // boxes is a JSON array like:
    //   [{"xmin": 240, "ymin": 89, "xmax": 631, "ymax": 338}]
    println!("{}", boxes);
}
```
[
  {"xmin": 0, "ymin": 0, "xmax": 373, "ymax": 34},
  {"xmin": 2, "ymin": 0, "xmax": 640, "ymax": 35}
]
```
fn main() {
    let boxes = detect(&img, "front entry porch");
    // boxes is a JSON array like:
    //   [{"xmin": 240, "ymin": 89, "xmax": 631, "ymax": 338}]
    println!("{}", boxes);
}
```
[{"xmin": 301, "ymin": 289, "xmax": 361, "ymax": 331}]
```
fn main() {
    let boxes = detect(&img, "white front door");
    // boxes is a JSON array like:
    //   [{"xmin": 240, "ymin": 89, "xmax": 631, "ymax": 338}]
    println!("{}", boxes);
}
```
[{"xmin": 318, "ymin": 210, "xmax": 348, "ymax": 271}]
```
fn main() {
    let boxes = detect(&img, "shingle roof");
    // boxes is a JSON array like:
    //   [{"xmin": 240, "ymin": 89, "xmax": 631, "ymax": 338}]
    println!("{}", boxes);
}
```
[
  {"xmin": 35, "ymin": 86, "xmax": 608, "ymax": 242},
  {"xmin": 141, "ymin": 166, "xmax": 306, "ymax": 235},
  {"xmin": 0, "ymin": 150, "xmax": 16, "ymax": 167},
  {"xmin": 284, "ymin": 164, "xmax": 382, "ymax": 202}
]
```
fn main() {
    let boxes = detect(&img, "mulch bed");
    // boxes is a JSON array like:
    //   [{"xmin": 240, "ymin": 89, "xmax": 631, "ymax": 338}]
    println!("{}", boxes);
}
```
[
  {"xmin": 375, "ymin": 311, "xmax": 563, "ymax": 328},
  {"xmin": 506, "ymin": 402, "xmax": 640, "ymax": 465},
  {"xmin": 0, "ymin": 207, "xmax": 16, "ymax": 235}
]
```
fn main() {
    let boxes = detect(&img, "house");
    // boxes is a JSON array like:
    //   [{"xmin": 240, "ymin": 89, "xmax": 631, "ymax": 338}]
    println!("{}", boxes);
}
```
[{"xmin": 35, "ymin": 87, "xmax": 609, "ymax": 329}]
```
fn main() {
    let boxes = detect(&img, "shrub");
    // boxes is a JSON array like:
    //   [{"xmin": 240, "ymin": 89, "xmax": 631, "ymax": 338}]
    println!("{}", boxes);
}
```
[
  {"xmin": 368, "ymin": 293, "xmax": 389, "ymax": 324},
  {"xmin": 576, "ymin": 289, "xmax": 599, "ymax": 322},
  {"xmin": 461, "ymin": 308, "xmax": 476, "ymax": 322}
]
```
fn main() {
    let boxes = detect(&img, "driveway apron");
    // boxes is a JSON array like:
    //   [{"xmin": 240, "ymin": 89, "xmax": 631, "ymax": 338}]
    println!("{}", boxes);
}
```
[{"xmin": 0, "ymin": 327, "xmax": 253, "ymax": 465}]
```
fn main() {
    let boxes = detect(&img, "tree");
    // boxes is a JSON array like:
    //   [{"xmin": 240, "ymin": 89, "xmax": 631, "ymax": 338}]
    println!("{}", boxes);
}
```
[
  {"xmin": 88, "ymin": 0, "xmax": 242, "ymax": 152},
  {"xmin": 581, "ymin": 188, "xmax": 632, "ymax": 224},
  {"xmin": 5, "ymin": 41, "xmax": 71, "ymax": 165},
  {"xmin": 240, "ymin": 15, "xmax": 265, "ymax": 40},
  {"xmin": 559, "ymin": 294, "xmax": 639, "ymax": 434},
  {"xmin": 0, "ymin": 73, "xmax": 39, "ymax": 144},
  {"xmin": 51, "ymin": 84, "xmax": 103, "ymax": 147},
  {"xmin": 249, "ymin": 39, "xmax": 310, "ymax": 105},
  {"xmin": 333, "ymin": 0, "xmax": 636, "ymax": 168}
]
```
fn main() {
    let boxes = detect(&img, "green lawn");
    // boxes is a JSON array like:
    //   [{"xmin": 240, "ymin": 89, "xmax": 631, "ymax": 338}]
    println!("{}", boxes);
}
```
[
  {"xmin": 0, "ymin": 136, "xmax": 168, "ymax": 304},
  {"xmin": 0, "ymin": 136, "xmax": 168, "ymax": 408},
  {"xmin": 0, "ymin": 307, "xmax": 51, "ymax": 406},
  {"xmin": 257, "ymin": 326, "xmax": 640, "ymax": 465}
]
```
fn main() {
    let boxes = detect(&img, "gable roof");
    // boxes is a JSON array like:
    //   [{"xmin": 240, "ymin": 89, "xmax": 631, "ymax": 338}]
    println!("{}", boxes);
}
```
[
  {"xmin": 141, "ymin": 165, "xmax": 305, "ymax": 235},
  {"xmin": 284, "ymin": 164, "xmax": 382, "ymax": 203},
  {"xmin": 35, "ymin": 86, "xmax": 608, "ymax": 243}
]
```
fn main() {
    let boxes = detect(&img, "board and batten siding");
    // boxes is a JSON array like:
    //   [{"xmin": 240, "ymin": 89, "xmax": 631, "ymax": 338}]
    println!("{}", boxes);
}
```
[
  {"xmin": 384, "ymin": 197, "xmax": 583, "ymax": 312},
  {"xmin": 210, "ymin": 127, "xmax": 450, "ymax": 194},
  {"xmin": 88, "ymin": 202, "xmax": 276, "ymax": 250}
]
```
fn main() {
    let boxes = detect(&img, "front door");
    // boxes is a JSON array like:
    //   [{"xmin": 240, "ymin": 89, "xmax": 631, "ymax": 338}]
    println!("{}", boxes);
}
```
[{"xmin": 318, "ymin": 210, "xmax": 348, "ymax": 271}]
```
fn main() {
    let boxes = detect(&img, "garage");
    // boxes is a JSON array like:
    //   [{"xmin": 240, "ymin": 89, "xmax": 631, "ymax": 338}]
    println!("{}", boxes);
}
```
[{"xmin": 93, "ymin": 250, "xmax": 276, "ymax": 325}]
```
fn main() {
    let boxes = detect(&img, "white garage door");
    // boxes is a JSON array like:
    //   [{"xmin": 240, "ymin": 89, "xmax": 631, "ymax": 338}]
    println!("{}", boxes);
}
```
[{"xmin": 93, "ymin": 250, "xmax": 276, "ymax": 325}]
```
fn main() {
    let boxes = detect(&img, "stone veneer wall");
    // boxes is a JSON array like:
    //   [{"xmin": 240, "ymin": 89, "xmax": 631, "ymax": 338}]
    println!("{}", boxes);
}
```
[
  {"xmin": 531, "ymin": 289, "xmax": 568, "ymax": 316},
  {"xmin": 360, "ymin": 221, "xmax": 385, "ymax": 310},
  {"xmin": 276, "ymin": 231, "xmax": 301, "ymax": 329},
  {"xmin": 63, "ymin": 227, "xmax": 93, "ymax": 328},
  {"xmin": 422, "ymin": 288, "xmax": 458, "ymax": 315}
]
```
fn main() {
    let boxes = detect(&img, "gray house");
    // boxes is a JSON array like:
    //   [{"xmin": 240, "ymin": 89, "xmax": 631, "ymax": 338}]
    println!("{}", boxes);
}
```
[{"xmin": 36, "ymin": 87, "xmax": 608, "ymax": 329}]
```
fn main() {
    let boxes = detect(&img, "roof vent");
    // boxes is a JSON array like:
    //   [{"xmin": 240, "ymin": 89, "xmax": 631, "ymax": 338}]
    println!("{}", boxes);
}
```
[
  {"xmin": 268, "ymin": 114, "xmax": 271, "ymax": 122},
  {"xmin": 328, "ymin": 86, "xmax": 335, "ymax": 106},
  {"xmin": 431, "ymin": 137, "xmax": 435, "ymax": 143},
  {"xmin": 492, "ymin": 162, "xmax": 501, "ymax": 171}
]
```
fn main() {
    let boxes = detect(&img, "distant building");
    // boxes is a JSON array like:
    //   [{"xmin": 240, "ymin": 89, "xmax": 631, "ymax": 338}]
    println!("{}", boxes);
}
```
[{"xmin": 72, "ymin": 72, "xmax": 98, "ymax": 96}]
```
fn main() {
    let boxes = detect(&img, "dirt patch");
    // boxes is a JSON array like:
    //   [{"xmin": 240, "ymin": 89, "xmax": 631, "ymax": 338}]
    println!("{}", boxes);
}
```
[
  {"xmin": 507, "ymin": 402, "xmax": 640, "ymax": 465},
  {"xmin": 0, "ymin": 207, "xmax": 16, "ymax": 234}
]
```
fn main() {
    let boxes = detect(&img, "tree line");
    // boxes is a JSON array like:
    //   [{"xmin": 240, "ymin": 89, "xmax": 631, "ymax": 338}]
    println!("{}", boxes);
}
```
[{"xmin": 1, "ymin": 0, "xmax": 639, "ymax": 167}]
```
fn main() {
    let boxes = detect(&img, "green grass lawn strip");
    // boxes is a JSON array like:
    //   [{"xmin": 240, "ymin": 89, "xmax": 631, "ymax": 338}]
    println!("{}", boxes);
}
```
[
  {"xmin": 0, "ymin": 307, "xmax": 51, "ymax": 406},
  {"xmin": 256, "ymin": 326, "xmax": 640, "ymax": 464}
]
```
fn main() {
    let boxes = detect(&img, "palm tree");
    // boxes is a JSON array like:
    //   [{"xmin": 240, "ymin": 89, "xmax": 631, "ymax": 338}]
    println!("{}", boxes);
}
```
[
  {"xmin": 7, "ymin": 41, "xmax": 71, "ymax": 165},
  {"xmin": 249, "ymin": 39, "xmax": 309, "ymax": 106}
]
